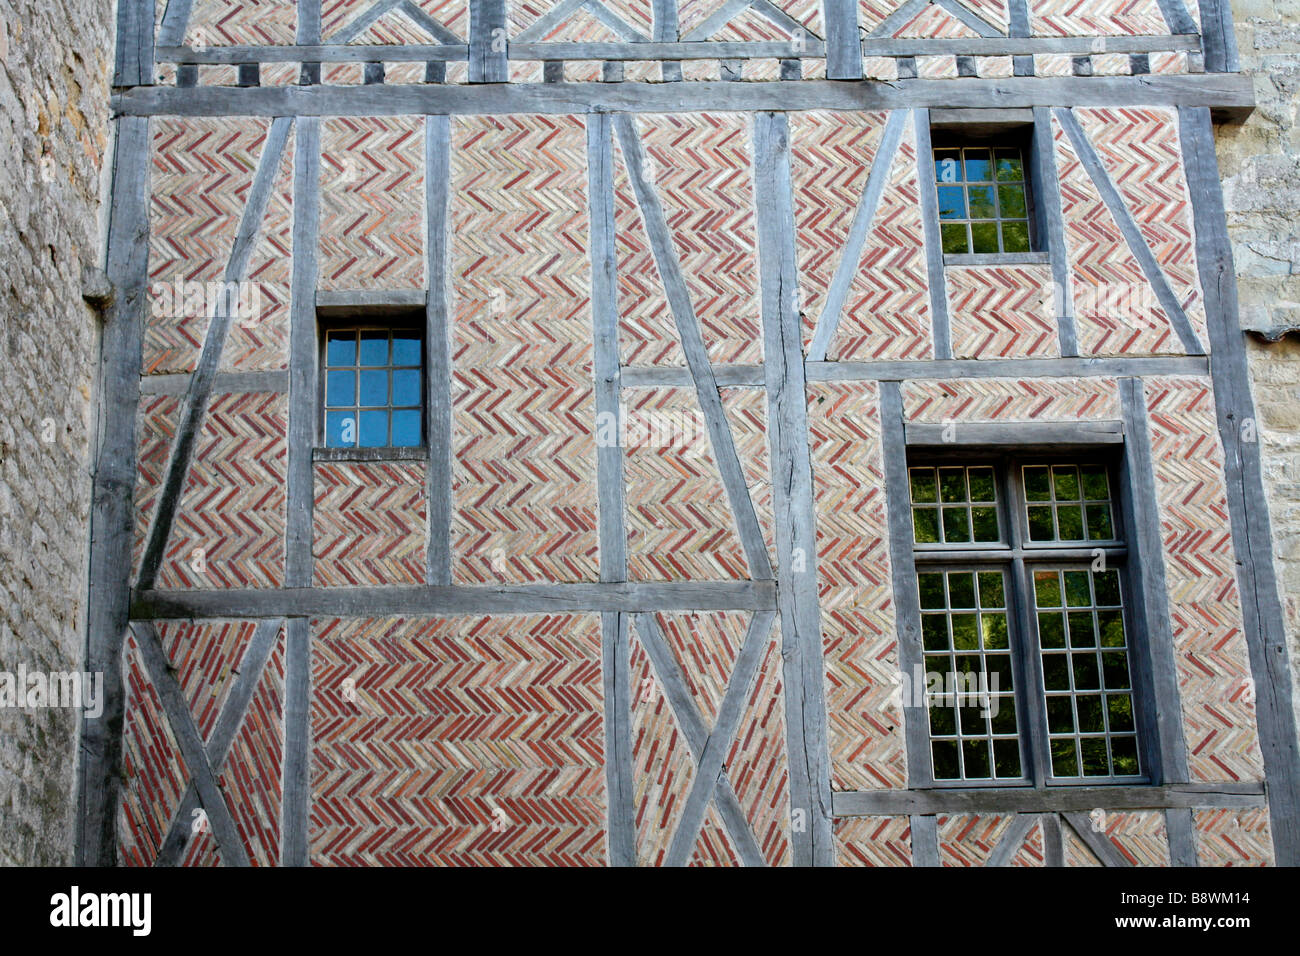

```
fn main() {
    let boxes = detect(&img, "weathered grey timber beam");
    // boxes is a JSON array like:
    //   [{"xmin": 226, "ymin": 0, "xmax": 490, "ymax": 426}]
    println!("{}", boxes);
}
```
[
  {"xmin": 155, "ymin": 619, "xmax": 281, "ymax": 865},
  {"xmin": 135, "ymin": 117, "xmax": 291, "ymax": 592},
  {"xmin": 425, "ymin": 116, "xmax": 453, "ymax": 587},
  {"xmin": 139, "ymin": 370, "xmax": 289, "ymax": 394},
  {"xmin": 1031, "ymin": 105, "xmax": 1078, "ymax": 356},
  {"xmin": 130, "ymin": 581, "xmax": 780, "ymax": 619},
  {"xmin": 156, "ymin": 0, "xmax": 193, "ymax": 49},
  {"xmin": 862, "ymin": 35, "xmax": 1201, "ymax": 59},
  {"xmin": 614, "ymin": 114, "xmax": 773, "ymax": 581},
  {"xmin": 807, "ymin": 109, "xmax": 908, "ymax": 362},
  {"xmin": 282, "ymin": 618, "xmax": 310, "ymax": 865},
  {"xmin": 936, "ymin": 0, "xmax": 1003, "ymax": 37},
  {"xmin": 111, "ymin": 74, "xmax": 1257, "ymax": 118},
  {"xmin": 470, "ymin": 0, "xmax": 507, "ymax": 82},
  {"xmin": 915, "ymin": 109, "xmax": 952, "ymax": 360},
  {"xmin": 623, "ymin": 355, "xmax": 1211, "ymax": 389},
  {"xmin": 516, "ymin": 0, "xmax": 587, "ymax": 42},
  {"xmin": 133, "ymin": 623, "xmax": 252, "ymax": 866},
  {"xmin": 316, "ymin": 288, "xmax": 427, "ymax": 312},
  {"xmin": 910, "ymin": 815, "xmax": 940, "ymax": 866},
  {"xmin": 77, "ymin": 115, "xmax": 152, "ymax": 867},
  {"xmin": 116, "ymin": 0, "xmax": 156, "ymax": 86},
  {"xmin": 312, "ymin": 446, "xmax": 426, "ymax": 462},
  {"xmin": 510, "ymin": 39, "xmax": 825, "ymax": 59},
  {"xmin": 1042, "ymin": 813, "xmax": 1064, "ymax": 866},
  {"xmin": 985, "ymin": 813, "xmax": 1038, "ymax": 867},
  {"xmin": 755, "ymin": 112, "xmax": 833, "ymax": 866},
  {"xmin": 832, "ymin": 783, "xmax": 1267, "ymax": 816},
  {"xmin": 905, "ymin": 420, "xmax": 1124, "ymax": 446},
  {"xmin": 588, "ymin": 113, "xmax": 636, "ymax": 867},
  {"xmin": 1061, "ymin": 812, "xmax": 1133, "ymax": 866},
  {"xmin": 1180, "ymin": 105, "xmax": 1300, "ymax": 866},
  {"xmin": 158, "ymin": 44, "xmax": 470, "ymax": 63},
  {"xmin": 1199, "ymin": 0, "xmax": 1240, "ymax": 72},
  {"xmin": 1155, "ymin": 0, "xmax": 1199, "ymax": 37},
  {"xmin": 823, "ymin": 0, "xmax": 861, "ymax": 79},
  {"xmin": 1166, "ymin": 807, "xmax": 1198, "ymax": 866}
]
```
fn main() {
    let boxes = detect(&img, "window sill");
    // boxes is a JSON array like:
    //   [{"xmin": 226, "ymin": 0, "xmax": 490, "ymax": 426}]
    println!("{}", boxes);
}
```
[
  {"xmin": 313, "ymin": 446, "xmax": 427, "ymax": 463},
  {"xmin": 830, "ymin": 782, "xmax": 1264, "ymax": 816},
  {"xmin": 944, "ymin": 252, "xmax": 1050, "ymax": 267}
]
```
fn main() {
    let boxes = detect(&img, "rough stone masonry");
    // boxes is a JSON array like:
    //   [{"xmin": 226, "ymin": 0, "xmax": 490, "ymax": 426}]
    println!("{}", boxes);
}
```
[
  {"xmin": 1221, "ymin": 0, "xmax": 1300, "ymax": 754},
  {"xmin": 0, "ymin": 0, "xmax": 111, "ymax": 865}
]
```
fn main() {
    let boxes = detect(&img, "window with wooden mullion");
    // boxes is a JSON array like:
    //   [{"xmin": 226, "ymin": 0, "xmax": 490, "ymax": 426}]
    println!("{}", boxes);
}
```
[{"xmin": 907, "ymin": 457, "xmax": 1145, "ymax": 788}]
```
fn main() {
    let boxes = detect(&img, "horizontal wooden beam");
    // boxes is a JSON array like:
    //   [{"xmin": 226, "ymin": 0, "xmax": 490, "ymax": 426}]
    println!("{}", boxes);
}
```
[
  {"xmin": 511, "ymin": 40, "xmax": 825, "ymax": 61},
  {"xmin": 130, "ymin": 581, "xmax": 779, "ymax": 619},
  {"xmin": 861, "ymin": 34, "xmax": 1201, "ymax": 57},
  {"xmin": 905, "ymin": 420, "xmax": 1125, "ymax": 446},
  {"xmin": 316, "ymin": 288, "xmax": 428, "ymax": 314},
  {"xmin": 139, "ymin": 370, "xmax": 289, "ymax": 394},
  {"xmin": 157, "ymin": 44, "xmax": 469, "ymax": 63},
  {"xmin": 311, "ymin": 446, "xmax": 428, "ymax": 462},
  {"xmin": 944, "ymin": 252, "xmax": 1050, "ymax": 267},
  {"xmin": 832, "ymin": 783, "xmax": 1267, "ymax": 816},
  {"xmin": 112, "ymin": 74, "xmax": 1255, "ymax": 118}
]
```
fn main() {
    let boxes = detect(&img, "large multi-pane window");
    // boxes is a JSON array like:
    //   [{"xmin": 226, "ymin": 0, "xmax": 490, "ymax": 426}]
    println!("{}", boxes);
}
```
[
  {"xmin": 933, "ymin": 143, "xmax": 1035, "ymax": 256},
  {"xmin": 320, "ymin": 323, "xmax": 424, "ymax": 449},
  {"xmin": 908, "ymin": 457, "xmax": 1144, "ymax": 786}
]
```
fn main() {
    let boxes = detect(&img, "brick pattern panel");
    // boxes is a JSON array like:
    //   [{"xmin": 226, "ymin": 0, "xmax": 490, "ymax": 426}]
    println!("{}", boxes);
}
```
[
  {"xmin": 948, "ymin": 264, "xmax": 1061, "ymax": 360},
  {"xmin": 325, "ymin": 0, "xmax": 468, "ymax": 41},
  {"xmin": 1194, "ymin": 808, "xmax": 1274, "ymax": 867},
  {"xmin": 117, "ymin": 632, "xmax": 188, "ymax": 868},
  {"xmin": 319, "ymin": 116, "xmax": 425, "ymax": 291},
  {"xmin": 1145, "ymin": 378, "xmax": 1264, "ymax": 783},
  {"xmin": 632, "ymin": 113, "xmax": 763, "ymax": 366},
  {"xmin": 789, "ymin": 110, "xmax": 889, "ymax": 349},
  {"xmin": 727, "ymin": 625, "xmax": 792, "ymax": 867},
  {"xmin": 689, "ymin": 805, "xmax": 742, "ymax": 865},
  {"xmin": 133, "ymin": 395, "xmax": 182, "ymax": 580},
  {"xmin": 835, "ymin": 815, "xmax": 914, "ymax": 866},
  {"xmin": 938, "ymin": 813, "xmax": 1015, "ymax": 866},
  {"xmin": 624, "ymin": 387, "xmax": 750, "ymax": 581},
  {"xmin": 1098, "ymin": 810, "xmax": 1171, "ymax": 866},
  {"xmin": 157, "ymin": 392, "xmax": 287, "ymax": 590},
  {"xmin": 159, "ymin": 620, "xmax": 257, "ymax": 743},
  {"xmin": 655, "ymin": 611, "xmax": 745, "ymax": 725},
  {"xmin": 310, "ymin": 615, "xmax": 605, "ymax": 866},
  {"xmin": 1064, "ymin": 821, "xmax": 1103, "ymax": 865},
  {"xmin": 1054, "ymin": 111, "xmax": 1182, "ymax": 356},
  {"xmin": 895, "ymin": 2, "xmax": 981, "ymax": 37},
  {"xmin": 1030, "ymin": 0, "xmax": 1173, "ymax": 37},
  {"xmin": 629, "ymin": 617, "xmax": 696, "ymax": 865},
  {"xmin": 450, "ymin": 114, "xmax": 598, "ymax": 584},
  {"xmin": 181, "ymin": 827, "xmax": 223, "ymax": 866},
  {"xmin": 185, "ymin": 0, "xmax": 298, "ymax": 46},
  {"xmin": 313, "ymin": 461, "xmax": 428, "ymax": 587},
  {"xmin": 825, "ymin": 118, "xmax": 933, "ymax": 362},
  {"xmin": 903, "ymin": 377, "xmax": 1121, "ymax": 422},
  {"xmin": 614, "ymin": 130, "xmax": 683, "ymax": 367},
  {"xmin": 711, "ymin": 2, "xmax": 824, "ymax": 41},
  {"xmin": 224, "ymin": 125, "xmax": 293, "ymax": 372},
  {"xmin": 220, "ymin": 623, "xmax": 285, "ymax": 866},
  {"xmin": 1073, "ymin": 107, "xmax": 1209, "ymax": 349},
  {"xmin": 146, "ymin": 118, "xmax": 268, "ymax": 374},
  {"xmin": 1010, "ymin": 818, "xmax": 1045, "ymax": 866},
  {"xmin": 722, "ymin": 387, "xmax": 776, "ymax": 563},
  {"xmin": 810, "ymin": 381, "xmax": 905, "ymax": 791}
]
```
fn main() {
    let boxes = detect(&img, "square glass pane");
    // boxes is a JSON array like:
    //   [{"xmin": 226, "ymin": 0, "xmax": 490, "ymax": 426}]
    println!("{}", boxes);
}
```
[
  {"xmin": 392, "ymin": 368, "xmax": 421, "ymax": 407},
  {"xmin": 325, "ymin": 369, "xmax": 355, "ymax": 407},
  {"xmin": 1072, "ymin": 653, "xmax": 1100, "ymax": 690},
  {"xmin": 1051, "ymin": 739, "xmax": 1079, "ymax": 776},
  {"xmin": 941, "ymin": 223, "xmax": 970, "ymax": 255},
  {"xmin": 1094, "ymin": 570, "xmax": 1121, "ymax": 607},
  {"xmin": 1111, "ymin": 737, "xmax": 1140, "ymax": 776},
  {"xmin": 1081, "ymin": 465, "xmax": 1110, "ymax": 500},
  {"xmin": 992, "ymin": 739, "xmax": 1021, "ymax": 777},
  {"xmin": 1098, "ymin": 610, "xmax": 1125, "ymax": 648},
  {"xmin": 1067, "ymin": 611, "xmax": 1097, "ymax": 648},
  {"xmin": 962, "ymin": 739, "xmax": 991, "ymax": 778},
  {"xmin": 1054, "ymin": 466, "xmax": 1081, "ymax": 500},
  {"xmin": 998, "ymin": 184, "xmax": 1027, "ymax": 219},
  {"xmin": 358, "ymin": 409, "xmax": 389, "ymax": 447},
  {"xmin": 923, "ymin": 615, "xmax": 950, "ymax": 651},
  {"xmin": 1057, "ymin": 505, "xmax": 1084, "ymax": 540},
  {"xmin": 1102, "ymin": 652, "xmax": 1131, "ymax": 691},
  {"xmin": 910, "ymin": 469, "xmax": 938, "ymax": 503},
  {"xmin": 978, "ymin": 572, "xmax": 1004, "ymax": 608},
  {"xmin": 951, "ymin": 614, "xmax": 979, "ymax": 650},
  {"xmin": 935, "ymin": 150, "xmax": 962, "ymax": 184},
  {"xmin": 1023, "ymin": 467, "xmax": 1051, "ymax": 501},
  {"xmin": 1086, "ymin": 504, "xmax": 1114, "ymax": 540},
  {"xmin": 391, "ymin": 331, "xmax": 421, "ymax": 366},
  {"xmin": 938, "ymin": 468, "xmax": 967, "ymax": 503},
  {"xmin": 929, "ymin": 702, "xmax": 957, "ymax": 736},
  {"xmin": 995, "ymin": 149, "xmax": 1024, "ymax": 182},
  {"xmin": 991, "ymin": 696, "xmax": 1017, "ymax": 734},
  {"xmin": 359, "ymin": 369, "xmax": 389, "ymax": 407},
  {"xmin": 913, "ymin": 508, "xmax": 940, "ymax": 544},
  {"xmin": 1028, "ymin": 506, "xmax": 1055, "ymax": 540},
  {"xmin": 963, "ymin": 149, "xmax": 992, "ymax": 182},
  {"xmin": 937, "ymin": 186, "xmax": 967, "ymax": 220},
  {"xmin": 1042, "ymin": 653, "xmax": 1070, "ymax": 691},
  {"xmin": 1081, "ymin": 737, "xmax": 1110, "ymax": 776},
  {"xmin": 968, "ymin": 467, "xmax": 996, "ymax": 502},
  {"xmin": 942, "ymin": 507, "xmax": 971, "ymax": 542},
  {"xmin": 919, "ymin": 574, "xmax": 946, "ymax": 610},
  {"xmin": 1001, "ymin": 221, "xmax": 1030, "ymax": 253},
  {"xmin": 1107, "ymin": 694, "xmax": 1135, "ymax": 732},
  {"xmin": 326, "ymin": 331, "xmax": 356, "ymax": 367},
  {"xmin": 359, "ymin": 330, "xmax": 389, "ymax": 366},
  {"xmin": 971, "ymin": 221, "xmax": 999, "ymax": 254},
  {"xmin": 391, "ymin": 408, "xmax": 421, "ymax": 447},
  {"xmin": 971, "ymin": 507, "xmax": 998, "ymax": 542},
  {"xmin": 1076, "ymin": 694, "xmax": 1105, "ymax": 733},
  {"xmin": 982, "ymin": 615, "xmax": 1009, "ymax": 651},
  {"xmin": 932, "ymin": 741, "xmax": 961, "ymax": 779},
  {"xmin": 948, "ymin": 572, "xmax": 976, "ymax": 608},
  {"xmin": 1064, "ymin": 571, "xmax": 1091, "ymax": 607},
  {"xmin": 1038, "ymin": 612, "xmax": 1066, "ymax": 649},
  {"xmin": 967, "ymin": 185, "xmax": 997, "ymax": 219},
  {"xmin": 325, "ymin": 410, "xmax": 355, "ymax": 448},
  {"xmin": 1047, "ymin": 697, "xmax": 1074, "ymax": 733},
  {"xmin": 1034, "ymin": 571, "xmax": 1062, "ymax": 608},
  {"xmin": 986, "ymin": 651, "xmax": 1013, "ymax": 688}
]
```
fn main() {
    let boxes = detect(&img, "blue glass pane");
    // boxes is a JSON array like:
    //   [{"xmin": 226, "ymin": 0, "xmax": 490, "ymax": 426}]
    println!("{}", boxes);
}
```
[
  {"xmin": 392, "ymin": 369, "xmax": 421, "ymax": 407},
  {"xmin": 935, "ymin": 150, "xmax": 962, "ymax": 184},
  {"xmin": 325, "ymin": 370, "xmax": 355, "ymax": 407},
  {"xmin": 937, "ymin": 186, "xmax": 966, "ymax": 220},
  {"xmin": 325, "ymin": 411, "xmax": 356, "ymax": 447},
  {"xmin": 326, "ymin": 331, "xmax": 355, "ymax": 367},
  {"xmin": 359, "ymin": 330, "xmax": 388, "ymax": 366},
  {"xmin": 964, "ymin": 150, "xmax": 992, "ymax": 182},
  {"xmin": 391, "ymin": 409, "xmax": 421, "ymax": 447},
  {"xmin": 359, "ymin": 410, "xmax": 389, "ymax": 447},
  {"xmin": 392, "ymin": 331, "xmax": 421, "ymax": 366},
  {"xmin": 359, "ymin": 369, "xmax": 388, "ymax": 407}
]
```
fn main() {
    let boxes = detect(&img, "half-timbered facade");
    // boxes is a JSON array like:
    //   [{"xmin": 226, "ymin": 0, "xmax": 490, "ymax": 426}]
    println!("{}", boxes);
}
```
[{"xmin": 82, "ymin": 0, "xmax": 1300, "ymax": 866}]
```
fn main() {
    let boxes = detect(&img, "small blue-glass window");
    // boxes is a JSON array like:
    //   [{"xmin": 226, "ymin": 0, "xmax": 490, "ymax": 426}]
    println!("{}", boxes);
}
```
[{"xmin": 321, "ymin": 325, "xmax": 424, "ymax": 448}]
